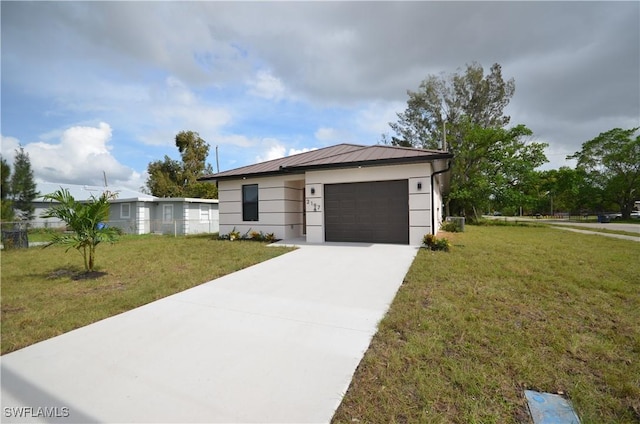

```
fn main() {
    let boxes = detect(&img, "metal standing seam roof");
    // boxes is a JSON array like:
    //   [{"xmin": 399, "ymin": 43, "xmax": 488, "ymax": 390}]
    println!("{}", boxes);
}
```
[{"xmin": 201, "ymin": 143, "xmax": 453, "ymax": 181}]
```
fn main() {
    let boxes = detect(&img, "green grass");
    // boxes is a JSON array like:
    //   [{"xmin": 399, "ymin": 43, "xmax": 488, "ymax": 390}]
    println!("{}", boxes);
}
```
[
  {"xmin": 332, "ymin": 226, "xmax": 640, "ymax": 424},
  {"xmin": 27, "ymin": 231, "xmax": 54, "ymax": 243},
  {"xmin": 1, "ymin": 234, "xmax": 292, "ymax": 354}
]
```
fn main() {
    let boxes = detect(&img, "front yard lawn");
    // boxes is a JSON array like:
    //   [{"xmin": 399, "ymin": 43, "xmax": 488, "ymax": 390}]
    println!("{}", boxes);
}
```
[
  {"xmin": 1, "ymin": 234, "xmax": 292, "ymax": 354},
  {"xmin": 332, "ymin": 226, "xmax": 640, "ymax": 424}
]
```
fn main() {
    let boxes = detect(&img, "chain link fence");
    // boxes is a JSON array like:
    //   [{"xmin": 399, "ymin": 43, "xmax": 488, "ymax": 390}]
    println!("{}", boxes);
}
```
[{"xmin": 1, "ymin": 219, "xmax": 220, "ymax": 248}]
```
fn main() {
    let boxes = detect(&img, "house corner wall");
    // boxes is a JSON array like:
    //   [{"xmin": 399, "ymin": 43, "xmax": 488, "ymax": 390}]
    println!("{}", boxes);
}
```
[{"xmin": 218, "ymin": 177, "xmax": 304, "ymax": 240}]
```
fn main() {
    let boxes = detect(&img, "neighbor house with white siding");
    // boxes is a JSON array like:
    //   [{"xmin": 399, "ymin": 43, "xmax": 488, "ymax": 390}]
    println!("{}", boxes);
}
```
[{"xmin": 33, "ymin": 182, "xmax": 219, "ymax": 235}]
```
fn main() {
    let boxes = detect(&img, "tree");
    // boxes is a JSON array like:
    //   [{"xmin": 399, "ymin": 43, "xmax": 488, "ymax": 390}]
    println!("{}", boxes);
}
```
[
  {"xmin": 146, "ymin": 131, "xmax": 217, "ymax": 198},
  {"xmin": 1, "ymin": 156, "xmax": 15, "ymax": 222},
  {"xmin": 146, "ymin": 156, "xmax": 184, "ymax": 198},
  {"xmin": 10, "ymin": 147, "xmax": 39, "ymax": 221},
  {"xmin": 446, "ymin": 120, "xmax": 547, "ymax": 220},
  {"xmin": 42, "ymin": 188, "xmax": 119, "ymax": 273},
  {"xmin": 567, "ymin": 127, "xmax": 640, "ymax": 219},
  {"xmin": 389, "ymin": 62, "xmax": 515, "ymax": 149},
  {"xmin": 526, "ymin": 167, "xmax": 582, "ymax": 216},
  {"xmin": 388, "ymin": 63, "xmax": 547, "ymax": 220}
]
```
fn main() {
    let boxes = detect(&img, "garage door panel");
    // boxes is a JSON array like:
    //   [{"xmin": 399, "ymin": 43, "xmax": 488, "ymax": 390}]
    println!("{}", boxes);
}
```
[{"xmin": 324, "ymin": 180, "xmax": 409, "ymax": 244}]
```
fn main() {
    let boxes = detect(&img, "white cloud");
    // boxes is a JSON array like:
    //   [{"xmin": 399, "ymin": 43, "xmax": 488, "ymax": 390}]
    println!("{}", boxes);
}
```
[
  {"xmin": 255, "ymin": 140, "xmax": 287, "ymax": 162},
  {"xmin": 315, "ymin": 127, "xmax": 338, "ymax": 142},
  {"xmin": 255, "ymin": 141, "xmax": 317, "ymax": 163},
  {"xmin": 0, "ymin": 136, "xmax": 21, "ymax": 162},
  {"xmin": 1, "ymin": 123, "xmax": 144, "ymax": 191},
  {"xmin": 289, "ymin": 147, "xmax": 317, "ymax": 156},
  {"xmin": 355, "ymin": 101, "xmax": 405, "ymax": 137},
  {"xmin": 139, "ymin": 76, "xmax": 233, "ymax": 146},
  {"xmin": 313, "ymin": 126, "xmax": 359, "ymax": 144},
  {"xmin": 247, "ymin": 70, "xmax": 287, "ymax": 101}
]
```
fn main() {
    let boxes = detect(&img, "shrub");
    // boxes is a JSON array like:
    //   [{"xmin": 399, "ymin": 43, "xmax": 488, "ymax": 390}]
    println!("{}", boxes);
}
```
[
  {"xmin": 422, "ymin": 233, "xmax": 451, "ymax": 252},
  {"xmin": 219, "ymin": 227, "xmax": 242, "ymax": 241},
  {"xmin": 219, "ymin": 228, "xmax": 277, "ymax": 243},
  {"xmin": 441, "ymin": 220, "xmax": 461, "ymax": 232}
]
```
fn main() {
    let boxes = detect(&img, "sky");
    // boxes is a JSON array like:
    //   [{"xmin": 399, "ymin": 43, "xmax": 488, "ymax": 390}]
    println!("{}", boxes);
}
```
[{"xmin": 1, "ymin": 1, "xmax": 639, "ymax": 192}]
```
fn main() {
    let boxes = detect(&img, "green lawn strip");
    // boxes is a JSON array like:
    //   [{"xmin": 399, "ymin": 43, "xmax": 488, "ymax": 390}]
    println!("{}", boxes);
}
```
[
  {"xmin": 1, "ymin": 234, "xmax": 293, "ymax": 354},
  {"xmin": 332, "ymin": 226, "xmax": 640, "ymax": 424}
]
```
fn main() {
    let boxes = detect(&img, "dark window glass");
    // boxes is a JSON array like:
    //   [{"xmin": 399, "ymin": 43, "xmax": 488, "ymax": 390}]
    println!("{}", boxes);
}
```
[{"xmin": 242, "ymin": 184, "xmax": 259, "ymax": 221}]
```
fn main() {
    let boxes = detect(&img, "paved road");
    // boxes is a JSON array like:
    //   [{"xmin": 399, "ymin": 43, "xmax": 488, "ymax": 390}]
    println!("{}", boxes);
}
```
[
  {"xmin": 550, "ymin": 226, "xmax": 640, "ymax": 242},
  {"xmin": 485, "ymin": 216, "xmax": 640, "ymax": 241},
  {"xmin": 1, "ymin": 242, "xmax": 418, "ymax": 423},
  {"xmin": 544, "ymin": 220, "xmax": 640, "ymax": 234}
]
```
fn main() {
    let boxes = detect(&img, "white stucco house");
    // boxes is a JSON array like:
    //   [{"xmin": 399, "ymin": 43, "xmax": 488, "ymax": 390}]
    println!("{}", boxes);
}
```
[
  {"xmin": 200, "ymin": 144, "xmax": 453, "ymax": 245},
  {"xmin": 33, "ymin": 182, "xmax": 219, "ymax": 235}
]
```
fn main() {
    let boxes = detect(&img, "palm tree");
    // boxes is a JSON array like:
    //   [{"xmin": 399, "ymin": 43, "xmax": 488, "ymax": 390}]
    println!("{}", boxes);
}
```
[{"xmin": 41, "ymin": 188, "xmax": 119, "ymax": 273}]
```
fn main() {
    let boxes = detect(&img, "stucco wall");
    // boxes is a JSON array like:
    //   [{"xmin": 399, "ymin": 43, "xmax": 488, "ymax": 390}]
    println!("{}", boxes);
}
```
[
  {"xmin": 185, "ymin": 202, "xmax": 220, "ymax": 234},
  {"xmin": 217, "ymin": 162, "xmax": 442, "ymax": 245},
  {"xmin": 432, "ymin": 173, "xmax": 444, "ymax": 234},
  {"xmin": 218, "ymin": 176, "xmax": 304, "ymax": 240},
  {"xmin": 305, "ymin": 163, "xmax": 433, "ymax": 245}
]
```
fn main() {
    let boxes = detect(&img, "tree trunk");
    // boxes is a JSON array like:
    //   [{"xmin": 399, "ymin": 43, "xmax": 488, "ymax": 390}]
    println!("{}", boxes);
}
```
[
  {"xmin": 83, "ymin": 246, "xmax": 89, "ymax": 272},
  {"xmin": 88, "ymin": 245, "xmax": 95, "ymax": 272}
]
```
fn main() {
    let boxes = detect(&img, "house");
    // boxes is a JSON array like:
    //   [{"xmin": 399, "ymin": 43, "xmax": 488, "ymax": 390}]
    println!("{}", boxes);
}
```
[
  {"xmin": 33, "ymin": 182, "xmax": 219, "ymax": 235},
  {"xmin": 200, "ymin": 143, "xmax": 453, "ymax": 245}
]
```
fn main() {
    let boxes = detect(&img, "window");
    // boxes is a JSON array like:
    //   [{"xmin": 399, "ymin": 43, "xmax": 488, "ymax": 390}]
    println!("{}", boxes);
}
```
[
  {"xmin": 162, "ymin": 204, "xmax": 174, "ymax": 223},
  {"xmin": 200, "ymin": 204, "xmax": 210, "ymax": 223},
  {"xmin": 121, "ymin": 203, "xmax": 131, "ymax": 219},
  {"xmin": 242, "ymin": 184, "xmax": 258, "ymax": 221}
]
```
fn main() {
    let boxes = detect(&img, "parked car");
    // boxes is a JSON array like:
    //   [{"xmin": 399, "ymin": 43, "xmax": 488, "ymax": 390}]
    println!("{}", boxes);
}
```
[{"xmin": 631, "ymin": 211, "xmax": 640, "ymax": 219}]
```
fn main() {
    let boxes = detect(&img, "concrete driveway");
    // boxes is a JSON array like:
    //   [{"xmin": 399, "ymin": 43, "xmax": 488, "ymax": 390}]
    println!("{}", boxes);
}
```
[{"xmin": 1, "ymin": 242, "xmax": 418, "ymax": 423}]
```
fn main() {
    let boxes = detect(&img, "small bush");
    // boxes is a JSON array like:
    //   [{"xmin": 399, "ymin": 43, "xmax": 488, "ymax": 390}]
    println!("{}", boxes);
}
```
[
  {"xmin": 219, "ymin": 228, "xmax": 277, "ymax": 243},
  {"xmin": 219, "ymin": 227, "xmax": 242, "ymax": 241},
  {"xmin": 422, "ymin": 233, "xmax": 451, "ymax": 252},
  {"xmin": 441, "ymin": 221, "xmax": 461, "ymax": 232},
  {"xmin": 473, "ymin": 218, "xmax": 543, "ymax": 228}
]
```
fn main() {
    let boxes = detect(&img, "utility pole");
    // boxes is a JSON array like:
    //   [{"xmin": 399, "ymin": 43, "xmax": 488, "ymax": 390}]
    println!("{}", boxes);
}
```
[{"xmin": 215, "ymin": 145, "xmax": 220, "ymax": 174}]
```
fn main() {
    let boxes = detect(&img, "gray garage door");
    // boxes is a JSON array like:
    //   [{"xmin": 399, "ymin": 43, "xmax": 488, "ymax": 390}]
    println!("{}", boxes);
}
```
[{"xmin": 324, "ymin": 180, "xmax": 409, "ymax": 244}]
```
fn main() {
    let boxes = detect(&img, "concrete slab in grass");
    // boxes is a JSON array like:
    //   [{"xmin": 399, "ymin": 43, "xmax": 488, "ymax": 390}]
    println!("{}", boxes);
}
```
[{"xmin": 525, "ymin": 390, "xmax": 581, "ymax": 424}]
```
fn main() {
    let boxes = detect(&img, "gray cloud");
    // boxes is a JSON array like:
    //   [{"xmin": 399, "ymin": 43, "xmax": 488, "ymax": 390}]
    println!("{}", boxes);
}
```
[{"xmin": 2, "ymin": 1, "xmax": 638, "ymax": 171}]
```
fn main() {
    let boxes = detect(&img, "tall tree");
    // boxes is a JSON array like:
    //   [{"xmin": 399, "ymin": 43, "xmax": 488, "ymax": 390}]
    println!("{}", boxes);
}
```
[
  {"xmin": 146, "ymin": 156, "xmax": 184, "ymax": 198},
  {"xmin": 42, "ymin": 188, "xmax": 119, "ymax": 273},
  {"xmin": 1, "ymin": 156, "xmax": 15, "ymax": 221},
  {"xmin": 568, "ymin": 127, "xmax": 640, "ymax": 218},
  {"xmin": 528, "ymin": 167, "xmax": 582, "ymax": 216},
  {"xmin": 388, "ymin": 63, "xmax": 547, "ymax": 220},
  {"xmin": 389, "ymin": 62, "xmax": 515, "ymax": 149},
  {"xmin": 447, "ymin": 120, "xmax": 547, "ymax": 220},
  {"xmin": 10, "ymin": 147, "xmax": 38, "ymax": 221},
  {"xmin": 146, "ymin": 131, "xmax": 217, "ymax": 198}
]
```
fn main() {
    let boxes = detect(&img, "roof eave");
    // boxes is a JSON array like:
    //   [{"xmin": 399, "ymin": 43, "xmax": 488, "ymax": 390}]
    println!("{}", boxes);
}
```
[
  {"xmin": 199, "ymin": 167, "xmax": 307, "ymax": 182},
  {"xmin": 201, "ymin": 153, "xmax": 453, "ymax": 182}
]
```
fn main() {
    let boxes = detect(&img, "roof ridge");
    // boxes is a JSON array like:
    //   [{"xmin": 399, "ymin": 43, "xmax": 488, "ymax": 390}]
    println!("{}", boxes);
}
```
[
  {"xmin": 373, "ymin": 143, "xmax": 447, "ymax": 154},
  {"xmin": 291, "ymin": 144, "xmax": 368, "ymax": 167},
  {"xmin": 207, "ymin": 143, "xmax": 365, "ymax": 176}
]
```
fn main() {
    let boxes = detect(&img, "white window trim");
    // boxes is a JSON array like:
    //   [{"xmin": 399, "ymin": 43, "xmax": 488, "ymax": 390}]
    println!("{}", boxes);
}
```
[
  {"xmin": 162, "ymin": 204, "xmax": 174, "ymax": 223},
  {"xmin": 199, "ymin": 204, "xmax": 210, "ymax": 223},
  {"xmin": 121, "ymin": 203, "xmax": 131, "ymax": 219}
]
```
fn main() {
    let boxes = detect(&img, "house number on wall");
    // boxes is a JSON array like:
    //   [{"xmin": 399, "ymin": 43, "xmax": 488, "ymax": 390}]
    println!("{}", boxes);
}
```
[{"xmin": 306, "ymin": 199, "xmax": 321, "ymax": 212}]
